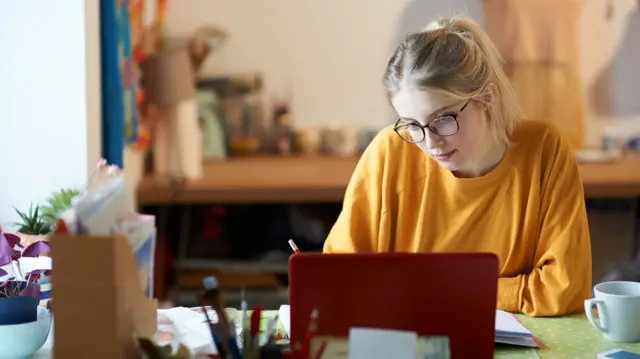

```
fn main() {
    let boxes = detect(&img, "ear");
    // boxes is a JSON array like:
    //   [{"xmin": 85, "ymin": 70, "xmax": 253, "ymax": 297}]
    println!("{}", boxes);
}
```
[{"xmin": 481, "ymin": 82, "xmax": 498, "ymax": 107}]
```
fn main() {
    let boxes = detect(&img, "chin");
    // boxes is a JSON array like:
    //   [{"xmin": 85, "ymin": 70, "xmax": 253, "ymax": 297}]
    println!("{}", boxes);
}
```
[
  {"xmin": 430, "ymin": 154, "xmax": 466, "ymax": 172},
  {"xmin": 437, "ymin": 160, "xmax": 461, "ymax": 172}
]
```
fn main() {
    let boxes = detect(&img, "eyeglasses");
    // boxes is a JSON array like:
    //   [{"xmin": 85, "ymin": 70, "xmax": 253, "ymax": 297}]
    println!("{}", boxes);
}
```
[{"xmin": 393, "ymin": 99, "xmax": 472, "ymax": 144}]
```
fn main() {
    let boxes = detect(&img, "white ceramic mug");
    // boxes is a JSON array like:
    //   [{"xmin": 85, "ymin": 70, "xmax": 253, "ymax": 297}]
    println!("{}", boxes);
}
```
[{"xmin": 585, "ymin": 281, "xmax": 640, "ymax": 342}]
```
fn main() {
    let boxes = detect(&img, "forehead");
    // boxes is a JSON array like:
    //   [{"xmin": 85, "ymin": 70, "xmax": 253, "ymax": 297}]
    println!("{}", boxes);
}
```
[{"xmin": 391, "ymin": 88, "xmax": 459, "ymax": 121}]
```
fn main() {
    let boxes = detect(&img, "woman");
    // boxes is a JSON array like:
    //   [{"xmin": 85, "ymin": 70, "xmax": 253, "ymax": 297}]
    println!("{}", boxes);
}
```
[{"xmin": 323, "ymin": 16, "xmax": 592, "ymax": 317}]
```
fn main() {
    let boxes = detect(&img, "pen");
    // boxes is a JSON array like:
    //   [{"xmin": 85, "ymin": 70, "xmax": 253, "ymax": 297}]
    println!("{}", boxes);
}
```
[
  {"xmin": 200, "ymin": 304, "xmax": 228, "ymax": 359},
  {"xmin": 250, "ymin": 306, "xmax": 263, "ymax": 359},
  {"xmin": 288, "ymin": 239, "xmax": 300, "ymax": 255},
  {"xmin": 202, "ymin": 276, "xmax": 238, "ymax": 359}
]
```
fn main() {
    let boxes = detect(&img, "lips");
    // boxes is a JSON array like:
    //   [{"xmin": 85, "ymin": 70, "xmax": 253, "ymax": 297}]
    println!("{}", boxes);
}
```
[{"xmin": 433, "ymin": 150, "xmax": 457, "ymax": 162}]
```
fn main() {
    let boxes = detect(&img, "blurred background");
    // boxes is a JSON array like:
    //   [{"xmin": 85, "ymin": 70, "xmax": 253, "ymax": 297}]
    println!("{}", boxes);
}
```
[{"xmin": 0, "ymin": 0, "xmax": 639, "ymax": 309}]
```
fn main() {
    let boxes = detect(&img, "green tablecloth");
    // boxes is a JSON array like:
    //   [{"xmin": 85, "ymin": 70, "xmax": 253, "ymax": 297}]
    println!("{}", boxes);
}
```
[
  {"xmin": 495, "ymin": 314, "xmax": 640, "ymax": 358},
  {"xmin": 255, "ymin": 310, "xmax": 640, "ymax": 358}
]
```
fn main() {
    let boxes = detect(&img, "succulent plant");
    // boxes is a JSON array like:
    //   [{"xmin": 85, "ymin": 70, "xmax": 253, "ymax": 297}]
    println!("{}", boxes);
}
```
[
  {"xmin": 40, "ymin": 188, "xmax": 81, "ymax": 224},
  {"xmin": 13, "ymin": 204, "xmax": 50, "ymax": 235}
]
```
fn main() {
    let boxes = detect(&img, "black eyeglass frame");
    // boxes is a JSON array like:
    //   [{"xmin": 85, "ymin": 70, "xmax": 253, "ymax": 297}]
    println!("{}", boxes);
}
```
[{"xmin": 393, "ymin": 99, "xmax": 472, "ymax": 144}]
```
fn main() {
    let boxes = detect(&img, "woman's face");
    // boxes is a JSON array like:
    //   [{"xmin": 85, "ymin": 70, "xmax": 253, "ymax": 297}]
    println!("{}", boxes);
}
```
[{"xmin": 391, "ymin": 88, "xmax": 499, "ymax": 177}]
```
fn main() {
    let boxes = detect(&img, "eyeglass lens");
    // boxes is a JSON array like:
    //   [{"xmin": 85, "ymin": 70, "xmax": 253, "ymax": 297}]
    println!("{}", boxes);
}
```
[{"xmin": 397, "ymin": 116, "xmax": 458, "ymax": 143}]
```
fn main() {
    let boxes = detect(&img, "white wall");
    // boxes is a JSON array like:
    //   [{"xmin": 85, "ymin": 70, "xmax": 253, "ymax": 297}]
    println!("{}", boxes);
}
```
[
  {"xmin": 0, "ymin": 0, "xmax": 101, "ymax": 230},
  {"xmin": 167, "ymin": 0, "xmax": 640, "ymax": 145}
]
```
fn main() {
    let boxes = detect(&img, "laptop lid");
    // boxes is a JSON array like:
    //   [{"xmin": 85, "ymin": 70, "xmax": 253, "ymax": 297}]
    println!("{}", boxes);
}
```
[{"xmin": 289, "ymin": 252, "xmax": 499, "ymax": 359}]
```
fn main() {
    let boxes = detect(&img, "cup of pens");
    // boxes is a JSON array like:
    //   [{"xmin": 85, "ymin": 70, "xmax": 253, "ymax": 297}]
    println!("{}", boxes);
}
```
[{"xmin": 200, "ymin": 276, "xmax": 282, "ymax": 359}]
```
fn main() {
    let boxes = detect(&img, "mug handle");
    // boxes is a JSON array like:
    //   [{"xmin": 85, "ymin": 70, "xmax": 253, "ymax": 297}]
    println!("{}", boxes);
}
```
[{"xmin": 585, "ymin": 298, "xmax": 607, "ymax": 332}]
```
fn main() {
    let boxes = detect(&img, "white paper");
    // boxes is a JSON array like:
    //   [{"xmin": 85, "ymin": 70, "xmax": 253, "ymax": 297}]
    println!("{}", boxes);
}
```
[
  {"xmin": 495, "ymin": 310, "xmax": 533, "ymax": 337},
  {"xmin": 278, "ymin": 305, "xmax": 291, "ymax": 336},
  {"xmin": 348, "ymin": 328, "xmax": 417, "ymax": 359},
  {"xmin": 157, "ymin": 307, "xmax": 219, "ymax": 355},
  {"xmin": 75, "ymin": 175, "xmax": 134, "ymax": 236}
]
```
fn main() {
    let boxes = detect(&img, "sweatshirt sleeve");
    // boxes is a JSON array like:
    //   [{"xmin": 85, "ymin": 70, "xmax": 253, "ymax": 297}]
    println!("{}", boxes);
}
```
[
  {"xmin": 323, "ymin": 129, "xmax": 391, "ymax": 253},
  {"xmin": 498, "ymin": 129, "xmax": 592, "ymax": 316}
]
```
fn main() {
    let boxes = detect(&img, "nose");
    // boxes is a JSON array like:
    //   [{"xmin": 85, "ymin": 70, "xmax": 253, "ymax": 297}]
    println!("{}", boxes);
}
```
[{"xmin": 423, "ymin": 128, "xmax": 444, "ymax": 150}]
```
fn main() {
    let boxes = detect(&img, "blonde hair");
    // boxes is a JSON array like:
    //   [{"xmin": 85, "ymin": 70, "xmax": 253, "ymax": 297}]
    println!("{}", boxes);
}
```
[{"xmin": 383, "ymin": 16, "xmax": 522, "ymax": 144}]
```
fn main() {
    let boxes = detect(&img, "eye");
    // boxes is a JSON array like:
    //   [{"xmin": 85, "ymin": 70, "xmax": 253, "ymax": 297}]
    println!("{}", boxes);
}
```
[
  {"xmin": 435, "ymin": 115, "xmax": 456, "ymax": 122},
  {"xmin": 397, "ymin": 119, "xmax": 420, "ymax": 127},
  {"xmin": 434, "ymin": 113, "xmax": 456, "ymax": 121}
]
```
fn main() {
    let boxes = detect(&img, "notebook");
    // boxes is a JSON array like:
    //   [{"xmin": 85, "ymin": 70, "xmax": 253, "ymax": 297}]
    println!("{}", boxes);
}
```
[
  {"xmin": 278, "ymin": 306, "xmax": 540, "ymax": 348},
  {"xmin": 495, "ymin": 310, "xmax": 539, "ymax": 348}
]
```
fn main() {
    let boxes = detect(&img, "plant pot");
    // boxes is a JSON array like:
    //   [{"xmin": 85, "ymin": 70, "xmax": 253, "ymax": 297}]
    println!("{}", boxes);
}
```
[
  {"xmin": 0, "ymin": 282, "xmax": 40, "ymax": 325},
  {"xmin": 0, "ymin": 307, "xmax": 52, "ymax": 359},
  {"xmin": 17, "ymin": 233, "xmax": 48, "ymax": 248}
]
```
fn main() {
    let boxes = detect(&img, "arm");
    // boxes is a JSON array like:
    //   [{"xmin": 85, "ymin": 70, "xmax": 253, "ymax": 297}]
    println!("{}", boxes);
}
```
[
  {"xmin": 323, "ymin": 129, "xmax": 391, "ymax": 253},
  {"xmin": 498, "ymin": 131, "xmax": 592, "ymax": 316}
]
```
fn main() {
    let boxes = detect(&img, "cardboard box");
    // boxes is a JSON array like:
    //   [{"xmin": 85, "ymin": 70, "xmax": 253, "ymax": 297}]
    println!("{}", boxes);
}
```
[{"xmin": 51, "ymin": 235, "xmax": 157, "ymax": 359}]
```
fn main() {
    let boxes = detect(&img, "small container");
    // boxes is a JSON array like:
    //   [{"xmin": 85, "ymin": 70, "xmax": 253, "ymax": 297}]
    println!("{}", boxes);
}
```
[
  {"xmin": 602, "ymin": 129, "xmax": 623, "ymax": 153},
  {"xmin": 322, "ymin": 125, "xmax": 358, "ymax": 157},
  {"xmin": 294, "ymin": 127, "xmax": 322, "ymax": 154}
]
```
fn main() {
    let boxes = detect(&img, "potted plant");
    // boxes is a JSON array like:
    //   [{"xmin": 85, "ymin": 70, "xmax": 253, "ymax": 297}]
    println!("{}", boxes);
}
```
[
  {"xmin": 40, "ymin": 188, "xmax": 81, "ymax": 226},
  {"xmin": 0, "ymin": 227, "xmax": 50, "ymax": 325},
  {"xmin": 13, "ymin": 203, "xmax": 51, "ymax": 248}
]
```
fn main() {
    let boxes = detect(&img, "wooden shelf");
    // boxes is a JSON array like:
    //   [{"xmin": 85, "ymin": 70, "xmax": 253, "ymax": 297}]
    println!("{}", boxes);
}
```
[
  {"xmin": 138, "ymin": 155, "xmax": 640, "ymax": 205},
  {"xmin": 579, "ymin": 155, "xmax": 640, "ymax": 198},
  {"xmin": 137, "ymin": 155, "xmax": 359, "ymax": 204}
]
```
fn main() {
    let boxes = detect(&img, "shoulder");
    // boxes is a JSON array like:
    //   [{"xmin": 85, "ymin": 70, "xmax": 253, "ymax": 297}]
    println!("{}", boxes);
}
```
[
  {"xmin": 355, "ymin": 125, "xmax": 427, "ymax": 184},
  {"xmin": 508, "ymin": 120, "xmax": 580, "ymax": 188},
  {"xmin": 509, "ymin": 120, "xmax": 574, "ymax": 164}
]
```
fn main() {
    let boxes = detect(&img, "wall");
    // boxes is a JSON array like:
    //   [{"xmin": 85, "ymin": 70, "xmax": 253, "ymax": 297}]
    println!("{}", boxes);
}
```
[
  {"xmin": 167, "ymin": 1, "xmax": 640, "ymax": 281},
  {"xmin": 0, "ymin": 0, "xmax": 101, "ymax": 230},
  {"xmin": 167, "ymin": 0, "xmax": 640, "ymax": 145}
]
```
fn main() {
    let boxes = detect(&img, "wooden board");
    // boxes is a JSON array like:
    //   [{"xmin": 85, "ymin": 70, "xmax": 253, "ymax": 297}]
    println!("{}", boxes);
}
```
[
  {"xmin": 137, "ymin": 155, "xmax": 640, "ymax": 205},
  {"xmin": 579, "ymin": 155, "xmax": 640, "ymax": 198},
  {"xmin": 138, "ymin": 155, "xmax": 357, "ymax": 204}
]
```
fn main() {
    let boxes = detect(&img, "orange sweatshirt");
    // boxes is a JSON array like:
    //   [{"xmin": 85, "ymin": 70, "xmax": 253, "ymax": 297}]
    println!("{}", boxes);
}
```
[{"xmin": 324, "ymin": 120, "xmax": 592, "ymax": 317}]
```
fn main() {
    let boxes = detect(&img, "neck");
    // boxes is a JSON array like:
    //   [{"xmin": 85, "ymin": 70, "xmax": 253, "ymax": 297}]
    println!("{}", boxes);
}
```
[{"xmin": 453, "ymin": 142, "xmax": 507, "ymax": 178}]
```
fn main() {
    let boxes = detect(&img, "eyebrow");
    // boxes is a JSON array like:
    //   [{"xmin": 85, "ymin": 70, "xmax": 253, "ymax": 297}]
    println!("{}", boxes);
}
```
[{"xmin": 399, "ymin": 102, "xmax": 461, "ymax": 123}]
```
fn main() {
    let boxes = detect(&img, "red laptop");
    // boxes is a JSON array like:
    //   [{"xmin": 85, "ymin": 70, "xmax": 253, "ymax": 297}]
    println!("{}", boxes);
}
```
[{"xmin": 288, "ymin": 252, "xmax": 499, "ymax": 359}]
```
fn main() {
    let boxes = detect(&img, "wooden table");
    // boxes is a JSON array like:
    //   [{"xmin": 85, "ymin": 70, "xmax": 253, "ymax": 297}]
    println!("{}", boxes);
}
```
[{"xmin": 138, "ymin": 155, "xmax": 640, "ymax": 205}]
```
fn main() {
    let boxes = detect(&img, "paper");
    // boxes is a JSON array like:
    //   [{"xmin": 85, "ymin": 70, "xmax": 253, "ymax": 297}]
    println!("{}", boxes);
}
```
[
  {"xmin": 117, "ymin": 214, "xmax": 156, "ymax": 298},
  {"xmin": 157, "ymin": 307, "xmax": 219, "ymax": 355},
  {"xmin": 495, "ymin": 310, "xmax": 539, "ymax": 348},
  {"xmin": 78, "ymin": 176, "xmax": 133, "ymax": 236},
  {"xmin": 278, "ymin": 305, "xmax": 291, "ymax": 336},
  {"xmin": 348, "ymin": 328, "xmax": 417, "ymax": 359},
  {"xmin": 311, "ymin": 335, "xmax": 450, "ymax": 359},
  {"xmin": 495, "ymin": 310, "xmax": 534, "ymax": 337}
]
